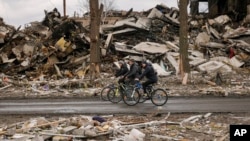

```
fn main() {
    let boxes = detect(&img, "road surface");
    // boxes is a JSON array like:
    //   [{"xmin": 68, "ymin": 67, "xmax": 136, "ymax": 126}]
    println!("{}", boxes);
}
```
[{"xmin": 0, "ymin": 97, "xmax": 249, "ymax": 115}]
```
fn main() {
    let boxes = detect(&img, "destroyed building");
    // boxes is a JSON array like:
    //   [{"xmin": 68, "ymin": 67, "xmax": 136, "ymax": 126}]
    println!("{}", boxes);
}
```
[
  {"xmin": 190, "ymin": 0, "xmax": 250, "ymax": 21},
  {"xmin": 0, "ymin": 2, "xmax": 250, "ymax": 96}
]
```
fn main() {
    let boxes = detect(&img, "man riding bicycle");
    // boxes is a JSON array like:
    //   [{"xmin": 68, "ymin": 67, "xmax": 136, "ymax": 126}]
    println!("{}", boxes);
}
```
[
  {"xmin": 124, "ymin": 58, "xmax": 140, "ymax": 85},
  {"xmin": 138, "ymin": 61, "xmax": 158, "ymax": 95},
  {"xmin": 115, "ymin": 60, "xmax": 129, "ymax": 84}
]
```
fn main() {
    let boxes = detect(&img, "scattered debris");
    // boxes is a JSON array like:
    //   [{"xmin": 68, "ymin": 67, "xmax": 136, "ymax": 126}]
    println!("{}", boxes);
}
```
[
  {"xmin": 0, "ymin": 3, "xmax": 250, "ymax": 97},
  {"xmin": 0, "ymin": 113, "xmax": 241, "ymax": 140}
]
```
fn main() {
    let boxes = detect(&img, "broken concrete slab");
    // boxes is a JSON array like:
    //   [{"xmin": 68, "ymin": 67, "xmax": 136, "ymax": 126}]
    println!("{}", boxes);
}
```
[
  {"xmin": 209, "ymin": 26, "xmax": 221, "ymax": 39},
  {"xmin": 199, "ymin": 42, "xmax": 226, "ymax": 49},
  {"xmin": 208, "ymin": 15, "xmax": 231, "ymax": 25},
  {"xmin": 189, "ymin": 59, "xmax": 207, "ymax": 67},
  {"xmin": 210, "ymin": 56, "xmax": 244, "ymax": 68},
  {"xmin": 195, "ymin": 32, "xmax": 210, "ymax": 48},
  {"xmin": 164, "ymin": 13, "xmax": 180, "ymax": 25},
  {"xmin": 136, "ymin": 17, "xmax": 151, "ymax": 29},
  {"xmin": 114, "ymin": 17, "xmax": 137, "ymax": 26},
  {"xmin": 229, "ymin": 56, "xmax": 244, "ymax": 68},
  {"xmin": 133, "ymin": 42, "xmax": 169, "ymax": 54},
  {"xmin": 102, "ymin": 16, "xmax": 149, "ymax": 31},
  {"xmin": 189, "ymin": 50, "xmax": 204, "ymax": 58},
  {"xmin": 61, "ymin": 126, "xmax": 78, "ymax": 134},
  {"xmin": 198, "ymin": 61, "xmax": 232, "ymax": 73},
  {"xmin": 110, "ymin": 28, "xmax": 136, "ymax": 35},
  {"xmin": 165, "ymin": 41, "xmax": 179, "ymax": 51},
  {"xmin": 114, "ymin": 42, "xmax": 143, "ymax": 55},
  {"xmin": 166, "ymin": 52, "xmax": 179, "ymax": 73},
  {"xmin": 223, "ymin": 27, "xmax": 249, "ymax": 39},
  {"xmin": 147, "ymin": 8, "xmax": 164, "ymax": 19}
]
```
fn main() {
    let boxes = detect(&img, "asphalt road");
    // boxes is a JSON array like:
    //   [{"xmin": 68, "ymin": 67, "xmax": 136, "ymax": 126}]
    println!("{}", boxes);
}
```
[{"xmin": 0, "ymin": 97, "xmax": 249, "ymax": 115}]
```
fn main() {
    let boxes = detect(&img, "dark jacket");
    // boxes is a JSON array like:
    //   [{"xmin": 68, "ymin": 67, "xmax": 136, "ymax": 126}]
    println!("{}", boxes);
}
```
[
  {"xmin": 139, "ymin": 63, "xmax": 157, "ymax": 81},
  {"xmin": 125, "ymin": 62, "xmax": 139, "ymax": 79},
  {"xmin": 115, "ymin": 63, "xmax": 129, "ymax": 77}
]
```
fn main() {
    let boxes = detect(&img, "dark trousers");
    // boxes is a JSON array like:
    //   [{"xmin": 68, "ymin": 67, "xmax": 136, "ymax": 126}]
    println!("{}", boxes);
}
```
[{"xmin": 142, "ymin": 79, "xmax": 157, "ymax": 93}]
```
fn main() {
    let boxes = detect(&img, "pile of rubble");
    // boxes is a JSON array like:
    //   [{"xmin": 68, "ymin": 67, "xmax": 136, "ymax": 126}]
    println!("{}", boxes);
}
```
[
  {"xmin": 1, "ymin": 113, "xmax": 243, "ymax": 140},
  {"xmin": 0, "ymin": 8, "xmax": 90, "ymax": 80},
  {"xmin": 1, "ymin": 4, "xmax": 250, "ymax": 96}
]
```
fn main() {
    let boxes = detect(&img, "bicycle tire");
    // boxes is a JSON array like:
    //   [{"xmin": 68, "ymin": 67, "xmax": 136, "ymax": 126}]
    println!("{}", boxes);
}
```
[
  {"xmin": 151, "ymin": 88, "xmax": 168, "ymax": 106},
  {"xmin": 123, "ymin": 87, "xmax": 140, "ymax": 106},
  {"xmin": 107, "ymin": 87, "xmax": 122, "ymax": 103},
  {"xmin": 100, "ymin": 86, "xmax": 111, "ymax": 101}
]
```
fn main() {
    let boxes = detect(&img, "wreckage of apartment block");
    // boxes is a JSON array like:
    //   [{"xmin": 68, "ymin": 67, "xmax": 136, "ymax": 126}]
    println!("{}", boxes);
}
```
[
  {"xmin": 190, "ymin": 0, "xmax": 250, "ymax": 21},
  {"xmin": 1, "ymin": 3, "xmax": 250, "ymax": 91}
]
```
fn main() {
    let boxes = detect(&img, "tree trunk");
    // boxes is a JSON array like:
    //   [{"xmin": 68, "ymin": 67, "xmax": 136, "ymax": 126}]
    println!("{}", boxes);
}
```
[
  {"xmin": 89, "ymin": 0, "xmax": 103, "ymax": 82},
  {"xmin": 179, "ymin": 0, "xmax": 190, "ymax": 85}
]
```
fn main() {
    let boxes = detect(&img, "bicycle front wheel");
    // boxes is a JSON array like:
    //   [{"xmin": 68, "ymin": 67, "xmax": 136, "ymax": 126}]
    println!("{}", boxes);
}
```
[
  {"xmin": 151, "ymin": 88, "xmax": 168, "ymax": 106},
  {"xmin": 100, "ymin": 86, "xmax": 111, "ymax": 101},
  {"xmin": 107, "ymin": 88, "xmax": 122, "ymax": 103},
  {"xmin": 123, "ymin": 87, "xmax": 140, "ymax": 106}
]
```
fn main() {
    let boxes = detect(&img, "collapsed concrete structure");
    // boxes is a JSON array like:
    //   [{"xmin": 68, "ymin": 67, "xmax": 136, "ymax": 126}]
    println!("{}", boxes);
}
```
[{"xmin": 0, "ymin": 3, "xmax": 250, "ymax": 96}]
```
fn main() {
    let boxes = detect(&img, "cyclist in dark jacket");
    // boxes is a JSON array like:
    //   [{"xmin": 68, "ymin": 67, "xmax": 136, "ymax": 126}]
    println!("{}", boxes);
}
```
[
  {"xmin": 115, "ymin": 61, "xmax": 129, "ymax": 83},
  {"xmin": 124, "ymin": 58, "xmax": 140, "ymax": 84},
  {"xmin": 139, "ymin": 61, "xmax": 158, "ymax": 94}
]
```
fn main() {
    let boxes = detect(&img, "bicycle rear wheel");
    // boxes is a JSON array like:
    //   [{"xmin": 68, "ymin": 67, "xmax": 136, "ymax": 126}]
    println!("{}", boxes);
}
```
[
  {"xmin": 100, "ymin": 86, "xmax": 111, "ymax": 101},
  {"xmin": 107, "ymin": 87, "xmax": 122, "ymax": 103},
  {"xmin": 151, "ymin": 88, "xmax": 168, "ymax": 106},
  {"xmin": 123, "ymin": 87, "xmax": 140, "ymax": 106}
]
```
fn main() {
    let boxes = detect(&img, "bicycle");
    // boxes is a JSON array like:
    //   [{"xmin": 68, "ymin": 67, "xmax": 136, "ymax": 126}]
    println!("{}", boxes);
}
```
[
  {"xmin": 135, "ymin": 82, "xmax": 169, "ymax": 106},
  {"xmin": 100, "ymin": 83, "xmax": 117, "ymax": 101},
  {"xmin": 107, "ymin": 82, "xmax": 123, "ymax": 103},
  {"xmin": 107, "ymin": 82, "xmax": 140, "ymax": 106}
]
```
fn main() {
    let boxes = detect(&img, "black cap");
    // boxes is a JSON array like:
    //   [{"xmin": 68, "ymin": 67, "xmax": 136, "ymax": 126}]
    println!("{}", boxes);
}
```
[
  {"xmin": 129, "ymin": 58, "xmax": 135, "ymax": 62},
  {"xmin": 141, "ymin": 61, "xmax": 147, "ymax": 64}
]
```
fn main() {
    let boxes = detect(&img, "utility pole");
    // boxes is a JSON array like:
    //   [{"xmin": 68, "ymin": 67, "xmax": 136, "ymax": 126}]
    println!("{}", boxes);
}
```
[
  {"xmin": 179, "ymin": 0, "xmax": 190, "ymax": 85},
  {"xmin": 63, "ymin": 0, "xmax": 66, "ymax": 17}
]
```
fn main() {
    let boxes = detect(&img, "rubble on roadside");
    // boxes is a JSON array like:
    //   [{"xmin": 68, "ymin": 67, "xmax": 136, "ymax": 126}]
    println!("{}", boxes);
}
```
[
  {"xmin": 1, "ymin": 3, "xmax": 250, "ymax": 97},
  {"xmin": 2, "ymin": 112, "xmax": 247, "ymax": 140}
]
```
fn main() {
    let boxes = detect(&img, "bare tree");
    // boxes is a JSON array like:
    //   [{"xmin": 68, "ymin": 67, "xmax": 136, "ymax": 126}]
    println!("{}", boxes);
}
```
[
  {"xmin": 89, "ymin": 0, "xmax": 103, "ymax": 82},
  {"xmin": 78, "ymin": 0, "xmax": 115, "ymax": 15},
  {"xmin": 179, "ymin": 0, "xmax": 190, "ymax": 85},
  {"xmin": 78, "ymin": 0, "xmax": 90, "ymax": 14}
]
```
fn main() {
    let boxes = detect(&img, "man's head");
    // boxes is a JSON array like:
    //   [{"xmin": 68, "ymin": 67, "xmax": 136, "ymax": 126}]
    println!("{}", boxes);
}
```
[
  {"xmin": 118, "ymin": 60, "xmax": 124, "ymax": 67},
  {"xmin": 128, "ymin": 58, "xmax": 134, "ymax": 65},
  {"xmin": 141, "ymin": 61, "xmax": 147, "ymax": 68}
]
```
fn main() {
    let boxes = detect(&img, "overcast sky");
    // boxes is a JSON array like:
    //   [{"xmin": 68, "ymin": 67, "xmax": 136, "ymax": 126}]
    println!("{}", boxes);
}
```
[{"xmin": 0, "ymin": 0, "xmax": 178, "ymax": 28}]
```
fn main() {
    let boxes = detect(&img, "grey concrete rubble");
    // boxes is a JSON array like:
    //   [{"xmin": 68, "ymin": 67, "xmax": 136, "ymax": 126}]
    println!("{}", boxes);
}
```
[
  {"xmin": 0, "ymin": 113, "xmax": 241, "ymax": 140},
  {"xmin": 0, "ymin": 3, "xmax": 250, "ymax": 97}
]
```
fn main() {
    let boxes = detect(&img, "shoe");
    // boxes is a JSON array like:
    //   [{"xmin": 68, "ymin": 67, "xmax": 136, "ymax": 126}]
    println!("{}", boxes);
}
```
[
  {"xmin": 142, "ymin": 93, "xmax": 150, "ymax": 100},
  {"xmin": 142, "ymin": 93, "xmax": 147, "ymax": 96}
]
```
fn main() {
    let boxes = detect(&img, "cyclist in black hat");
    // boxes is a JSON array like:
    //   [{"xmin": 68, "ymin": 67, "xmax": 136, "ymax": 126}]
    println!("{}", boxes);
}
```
[
  {"xmin": 138, "ymin": 61, "xmax": 158, "ymax": 94},
  {"xmin": 124, "ymin": 58, "xmax": 140, "ymax": 85},
  {"xmin": 115, "ymin": 60, "xmax": 129, "ymax": 84}
]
